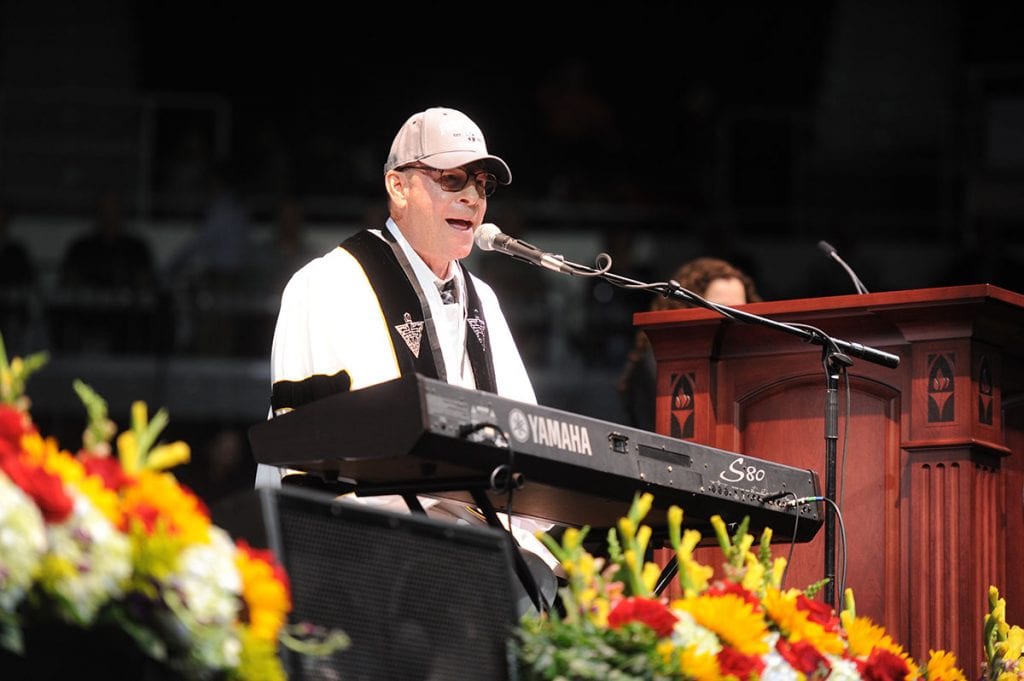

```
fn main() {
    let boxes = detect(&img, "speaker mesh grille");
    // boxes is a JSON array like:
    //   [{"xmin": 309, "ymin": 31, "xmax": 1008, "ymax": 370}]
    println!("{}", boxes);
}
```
[{"xmin": 274, "ymin": 495, "xmax": 516, "ymax": 681}]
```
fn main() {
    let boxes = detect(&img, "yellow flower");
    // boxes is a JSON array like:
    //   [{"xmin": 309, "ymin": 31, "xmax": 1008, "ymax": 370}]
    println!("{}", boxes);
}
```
[
  {"xmin": 843, "ymin": 611, "xmax": 918, "ymax": 674},
  {"xmin": 679, "ymin": 557, "xmax": 714, "ymax": 596},
  {"xmin": 624, "ymin": 549, "xmax": 638, "ymax": 570},
  {"xmin": 561, "ymin": 526, "xmax": 582, "ymax": 550},
  {"xmin": 999, "ymin": 625, "xmax": 1024, "ymax": 662},
  {"xmin": 737, "ymin": 533, "xmax": 754, "ymax": 558},
  {"xmin": 235, "ymin": 627, "xmax": 288, "ymax": 681},
  {"xmin": 116, "ymin": 401, "xmax": 190, "ymax": 474},
  {"xmin": 668, "ymin": 505, "xmax": 683, "ymax": 533},
  {"xmin": 631, "ymin": 492, "xmax": 653, "ymax": 522},
  {"xmin": 38, "ymin": 553, "xmax": 77, "ymax": 586},
  {"xmin": 642, "ymin": 561, "xmax": 661, "ymax": 594},
  {"xmin": 127, "ymin": 520, "xmax": 188, "ymax": 593},
  {"xmin": 769, "ymin": 557, "xmax": 787, "ymax": 588},
  {"xmin": 741, "ymin": 554, "xmax": 765, "ymax": 593},
  {"xmin": 21, "ymin": 432, "xmax": 71, "ymax": 472},
  {"xmin": 679, "ymin": 645, "xmax": 720, "ymax": 681},
  {"xmin": 236, "ymin": 548, "xmax": 291, "ymax": 642},
  {"xmin": 636, "ymin": 524, "xmax": 651, "ymax": 556},
  {"xmin": 589, "ymin": 596, "xmax": 610, "ymax": 628},
  {"xmin": 925, "ymin": 649, "xmax": 967, "ymax": 681},
  {"xmin": 618, "ymin": 517, "xmax": 636, "ymax": 543},
  {"xmin": 710, "ymin": 515, "xmax": 731, "ymax": 550},
  {"xmin": 146, "ymin": 441, "xmax": 191, "ymax": 472},
  {"xmin": 762, "ymin": 587, "xmax": 845, "ymax": 655},
  {"xmin": 121, "ymin": 470, "xmax": 211, "ymax": 545},
  {"xmin": 843, "ymin": 611, "xmax": 892, "ymax": 657},
  {"xmin": 681, "ymin": 528, "xmax": 702, "ymax": 554},
  {"xmin": 677, "ymin": 592, "xmax": 770, "ymax": 656},
  {"xmin": 117, "ymin": 430, "xmax": 143, "ymax": 475}
]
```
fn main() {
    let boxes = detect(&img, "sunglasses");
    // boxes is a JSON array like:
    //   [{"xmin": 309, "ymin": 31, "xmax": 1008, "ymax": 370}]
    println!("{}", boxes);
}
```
[{"xmin": 400, "ymin": 164, "xmax": 498, "ymax": 198}]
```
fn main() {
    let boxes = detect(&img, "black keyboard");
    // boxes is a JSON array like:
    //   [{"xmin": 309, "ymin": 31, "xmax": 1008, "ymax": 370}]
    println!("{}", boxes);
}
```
[{"xmin": 249, "ymin": 373, "xmax": 823, "ymax": 542}]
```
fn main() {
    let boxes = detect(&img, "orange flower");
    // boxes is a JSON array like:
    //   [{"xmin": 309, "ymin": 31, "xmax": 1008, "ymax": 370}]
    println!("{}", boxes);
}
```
[
  {"xmin": 120, "ymin": 470, "xmax": 210, "ymax": 544},
  {"xmin": 236, "ymin": 540, "xmax": 292, "ymax": 642}
]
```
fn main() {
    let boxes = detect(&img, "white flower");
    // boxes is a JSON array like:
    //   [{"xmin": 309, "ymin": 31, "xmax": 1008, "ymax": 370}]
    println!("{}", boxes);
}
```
[
  {"xmin": 174, "ymin": 526, "xmax": 242, "ymax": 626},
  {"xmin": 0, "ymin": 471, "xmax": 46, "ymax": 611},
  {"xmin": 167, "ymin": 526, "xmax": 244, "ymax": 670},
  {"xmin": 761, "ymin": 632, "xmax": 800, "ymax": 681},
  {"xmin": 670, "ymin": 608, "xmax": 722, "ymax": 655},
  {"xmin": 42, "ymin": 491, "xmax": 132, "ymax": 624},
  {"xmin": 825, "ymin": 653, "xmax": 862, "ymax": 681}
]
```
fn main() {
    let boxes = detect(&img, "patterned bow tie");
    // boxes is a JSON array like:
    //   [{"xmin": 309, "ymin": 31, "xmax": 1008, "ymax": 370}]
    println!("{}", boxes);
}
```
[{"xmin": 438, "ymin": 279, "xmax": 458, "ymax": 305}]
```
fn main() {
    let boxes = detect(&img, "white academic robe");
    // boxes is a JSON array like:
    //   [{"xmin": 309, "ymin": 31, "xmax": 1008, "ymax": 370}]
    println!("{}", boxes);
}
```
[{"xmin": 256, "ymin": 219, "xmax": 556, "ymax": 567}]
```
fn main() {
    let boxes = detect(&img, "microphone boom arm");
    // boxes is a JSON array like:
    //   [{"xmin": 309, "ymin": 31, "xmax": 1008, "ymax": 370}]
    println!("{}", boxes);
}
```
[{"xmin": 547, "ymin": 253, "xmax": 900, "ymax": 369}]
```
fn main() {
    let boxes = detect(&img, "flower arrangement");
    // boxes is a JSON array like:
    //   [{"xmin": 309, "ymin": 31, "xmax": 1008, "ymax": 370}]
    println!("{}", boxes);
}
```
[
  {"xmin": 0, "ymin": 333, "xmax": 346, "ymax": 679},
  {"xmin": 515, "ymin": 491, "xmax": 971, "ymax": 681},
  {"xmin": 983, "ymin": 585, "xmax": 1024, "ymax": 681}
]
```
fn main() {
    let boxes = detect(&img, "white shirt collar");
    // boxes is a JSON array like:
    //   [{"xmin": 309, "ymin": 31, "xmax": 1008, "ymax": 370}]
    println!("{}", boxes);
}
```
[
  {"xmin": 384, "ymin": 218, "xmax": 473, "ymax": 386},
  {"xmin": 385, "ymin": 217, "xmax": 463, "ymax": 302}
]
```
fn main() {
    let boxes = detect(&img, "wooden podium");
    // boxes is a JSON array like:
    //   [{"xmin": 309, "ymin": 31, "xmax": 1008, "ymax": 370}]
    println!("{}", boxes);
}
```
[{"xmin": 636, "ymin": 284, "xmax": 1024, "ymax": 669}]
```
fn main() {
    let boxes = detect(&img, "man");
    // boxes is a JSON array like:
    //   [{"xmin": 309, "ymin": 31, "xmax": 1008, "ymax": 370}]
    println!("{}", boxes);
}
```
[{"xmin": 255, "ymin": 107, "xmax": 556, "ymax": 603}]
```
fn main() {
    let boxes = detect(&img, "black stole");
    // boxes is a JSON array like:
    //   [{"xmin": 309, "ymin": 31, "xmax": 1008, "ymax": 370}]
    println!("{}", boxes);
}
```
[{"xmin": 341, "ymin": 229, "xmax": 498, "ymax": 393}]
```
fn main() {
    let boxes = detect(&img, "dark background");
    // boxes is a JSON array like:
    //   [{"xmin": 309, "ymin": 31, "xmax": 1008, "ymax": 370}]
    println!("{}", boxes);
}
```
[{"xmin": 2, "ymin": 0, "xmax": 1024, "ymax": 507}]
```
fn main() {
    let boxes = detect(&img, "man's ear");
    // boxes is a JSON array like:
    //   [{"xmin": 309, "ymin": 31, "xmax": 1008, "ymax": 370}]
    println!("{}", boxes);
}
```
[{"xmin": 384, "ymin": 171, "xmax": 407, "ymax": 208}]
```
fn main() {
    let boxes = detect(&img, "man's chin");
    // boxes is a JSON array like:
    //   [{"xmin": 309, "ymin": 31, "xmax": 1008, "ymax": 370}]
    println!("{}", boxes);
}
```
[{"xmin": 452, "ymin": 241, "xmax": 474, "ymax": 261}]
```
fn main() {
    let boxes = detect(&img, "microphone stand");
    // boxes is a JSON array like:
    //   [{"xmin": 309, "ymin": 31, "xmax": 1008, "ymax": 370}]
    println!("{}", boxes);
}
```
[{"xmin": 528, "ymin": 253, "xmax": 900, "ymax": 608}]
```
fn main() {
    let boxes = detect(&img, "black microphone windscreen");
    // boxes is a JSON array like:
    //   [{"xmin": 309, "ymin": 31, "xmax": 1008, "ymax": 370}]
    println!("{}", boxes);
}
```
[{"xmin": 817, "ymin": 240, "xmax": 837, "ymax": 257}]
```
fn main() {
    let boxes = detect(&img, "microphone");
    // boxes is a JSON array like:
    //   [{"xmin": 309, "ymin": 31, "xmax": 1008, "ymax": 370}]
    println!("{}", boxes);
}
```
[
  {"xmin": 474, "ymin": 223, "xmax": 575, "ymax": 274},
  {"xmin": 817, "ymin": 240, "xmax": 869, "ymax": 294}
]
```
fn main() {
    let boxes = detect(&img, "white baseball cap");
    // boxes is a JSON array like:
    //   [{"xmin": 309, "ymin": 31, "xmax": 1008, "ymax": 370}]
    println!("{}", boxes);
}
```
[{"xmin": 384, "ymin": 107, "xmax": 511, "ymax": 185}]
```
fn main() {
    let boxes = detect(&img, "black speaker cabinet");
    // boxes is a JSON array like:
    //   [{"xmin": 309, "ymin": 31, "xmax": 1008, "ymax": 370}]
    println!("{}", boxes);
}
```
[{"xmin": 212, "ymin": 486, "xmax": 520, "ymax": 681}]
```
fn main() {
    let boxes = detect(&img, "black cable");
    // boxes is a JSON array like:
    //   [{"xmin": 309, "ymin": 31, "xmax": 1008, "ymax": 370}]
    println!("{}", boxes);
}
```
[
  {"xmin": 787, "ymin": 496, "xmax": 848, "ymax": 599},
  {"xmin": 839, "ymin": 367, "xmax": 851, "ymax": 513},
  {"xmin": 777, "ymin": 491, "xmax": 801, "ymax": 590},
  {"xmin": 459, "ymin": 420, "xmax": 553, "ymax": 614},
  {"xmin": 457, "ymin": 420, "xmax": 518, "ymax": 521}
]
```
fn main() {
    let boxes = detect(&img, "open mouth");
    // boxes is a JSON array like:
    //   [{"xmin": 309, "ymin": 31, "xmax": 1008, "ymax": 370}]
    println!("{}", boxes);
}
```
[{"xmin": 446, "ymin": 218, "xmax": 473, "ymax": 231}]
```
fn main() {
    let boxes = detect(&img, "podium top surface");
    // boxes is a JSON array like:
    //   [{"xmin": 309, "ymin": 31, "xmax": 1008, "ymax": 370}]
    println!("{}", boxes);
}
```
[
  {"xmin": 635, "ymin": 284, "xmax": 1024, "ymax": 370},
  {"xmin": 635, "ymin": 284, "xmax": 1024, "ymax": 329}
]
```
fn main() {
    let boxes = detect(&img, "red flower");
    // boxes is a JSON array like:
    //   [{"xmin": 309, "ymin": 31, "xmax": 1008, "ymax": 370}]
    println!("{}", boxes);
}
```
[
  {"xmin": 80, "ymin": 453, "xmax": 133, "ymax": 491},
  {"xmin": 777, "ymin": 638, "xmax": 831, "ymax": 678},
  {"xmin": 718, "ymin": 645, "xmax": 766, "ymax": 679},
  {"xmin": 707, "ymin": 580, "xmax": 762, "ymax": 610},
  {"xmin": 0, "ymin": 437, "xmax": 17, "ymax": 464},
  {"xmin": 858, "ymin": 647, "xmax": 911, "ymax": 681},
  {"xmin": 0, "ymin": 405, "xmax": 34, "ymax": 449},
  {"xmin": 124, "ymin": 503, "xmax": 162, "ymax": 534},
  {"xmin": 1, "ymin": 454, "xmax": 74, "ymax": 523},
  {"xmin": 796, "ymin": 593, "xmax": 841, "ymax": 632},
  {"xmin": 607, "ymin": 597, "xmax": 678, "ymax": 637}
]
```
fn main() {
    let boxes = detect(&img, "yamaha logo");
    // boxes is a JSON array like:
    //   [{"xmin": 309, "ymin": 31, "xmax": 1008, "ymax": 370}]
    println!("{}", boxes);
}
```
[
  {"xmin": 509, "ymin": 408, "xmax": 531, "ymax": 443},
  {"xmin": 507, "ymin": 408, "xmax": 594, "ymax": 456}
]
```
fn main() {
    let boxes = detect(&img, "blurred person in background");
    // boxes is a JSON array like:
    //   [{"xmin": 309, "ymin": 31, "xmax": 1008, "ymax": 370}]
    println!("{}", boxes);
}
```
[
  {"xmin": 53, "ymin": 190, "xmax": 159, "ymax": 353},
  {"xmin": 164, "ymin": 162, "xmax": 255, "ymax": 355},
  {"xmin": 617, "ymin": 256, "xmax": 762, "ymax": 432},
  {"xmin": 0, "ymin": 204, "xmax": 37, "ymax": 354}
]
